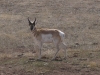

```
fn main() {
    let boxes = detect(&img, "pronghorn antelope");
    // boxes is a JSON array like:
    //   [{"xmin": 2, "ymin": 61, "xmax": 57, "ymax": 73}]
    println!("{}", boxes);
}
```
[{"xmin": 28, "ymin": 17, "xmax": 67, "ymax": 60}]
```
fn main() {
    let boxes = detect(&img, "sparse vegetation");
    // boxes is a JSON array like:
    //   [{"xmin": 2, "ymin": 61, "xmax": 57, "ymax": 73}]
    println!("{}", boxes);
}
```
[
  {"xmin": 0, "ymin": 0, "xmax": 100, "ymax": 75},
  {"xmin": 0, "ymin": 49, "xmax": 100, "ymax": 75}
]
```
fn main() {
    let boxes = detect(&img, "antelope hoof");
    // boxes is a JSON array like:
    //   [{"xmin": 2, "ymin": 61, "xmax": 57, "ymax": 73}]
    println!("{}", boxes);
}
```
[
  {"xmin": 51, "ymin": 58, "xmax": 56, "ymax": 61},
  {"xmin": 63, "ymin": 57, "xmax": 66, "ymax": 60},
  {"xmin": 36, "ymin": 58, "xmax": 42, "ymax": 61}
]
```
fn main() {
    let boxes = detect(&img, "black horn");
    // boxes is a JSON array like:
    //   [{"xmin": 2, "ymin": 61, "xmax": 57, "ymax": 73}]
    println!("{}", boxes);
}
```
[
  {"xmin": 33, "ymin": 18, "xmax": 36, "ymax": 26},
  {"xmin": 28, "ymin": 17, "xmax": 32, "ymax": 26}
]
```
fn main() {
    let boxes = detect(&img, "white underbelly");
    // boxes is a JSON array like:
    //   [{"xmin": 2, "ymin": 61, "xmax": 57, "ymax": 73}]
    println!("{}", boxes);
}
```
[{"xmin": 42, "ymin": 34, "xmax": 53, "ymax": 43}]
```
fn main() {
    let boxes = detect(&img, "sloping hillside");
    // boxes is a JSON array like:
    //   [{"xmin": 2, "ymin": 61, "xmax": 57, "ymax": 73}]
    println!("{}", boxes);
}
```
[
  {"xmin": 0, "ymin": 0, "xmax": 100, "ymax": 75},
  {"xmin": 0, "ymin": 0, "xmax": 100, "ymax": 50}
]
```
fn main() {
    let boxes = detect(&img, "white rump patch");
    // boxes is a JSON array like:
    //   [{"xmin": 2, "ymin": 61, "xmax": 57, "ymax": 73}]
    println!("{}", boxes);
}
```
[
  {"xmin": 58, "ymin": 30, "xmax": 65, "ymax": 42},
  {"xmin": 58, "ymin": 30, "xmax": 65, "ymax": 36},
  {"xmin": 41, "ymin": 34, "xmax": 53, "ymax": 43}
]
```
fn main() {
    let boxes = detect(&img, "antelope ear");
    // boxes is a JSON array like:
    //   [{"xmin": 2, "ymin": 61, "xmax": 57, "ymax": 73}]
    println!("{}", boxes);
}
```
[{"xmin": 27, "ymin": 17, "xmax": 32, "ymax": 26}]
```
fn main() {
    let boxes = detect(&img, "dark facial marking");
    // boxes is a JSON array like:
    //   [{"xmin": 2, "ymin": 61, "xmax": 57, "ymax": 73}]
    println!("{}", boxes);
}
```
[
  {"xmin": 30, "ymin": 25, "xmax": 34, "ymax": 31},
  {"xmin": 28, "ymin": 17, "xmax": 36, "ymax": 31}
]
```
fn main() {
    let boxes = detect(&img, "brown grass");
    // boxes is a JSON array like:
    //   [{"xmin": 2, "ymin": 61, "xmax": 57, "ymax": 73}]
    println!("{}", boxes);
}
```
[
  {"xmin": 0, "ymin": 0, "xmax": 100, "ymax": 75},
  {"xmin": 0, "ymin": 49, "xmax": 100, "ymax": 75}
]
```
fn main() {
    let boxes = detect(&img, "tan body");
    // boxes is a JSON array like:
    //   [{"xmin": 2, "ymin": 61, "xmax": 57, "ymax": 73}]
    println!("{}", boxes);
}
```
[
  {"xmin": 33, "ymin": 28, "xmax": 63, "ymax": 43},
  {"xmin": 28, "ymin": 18, "xmax": 67, "ymax": 60}
]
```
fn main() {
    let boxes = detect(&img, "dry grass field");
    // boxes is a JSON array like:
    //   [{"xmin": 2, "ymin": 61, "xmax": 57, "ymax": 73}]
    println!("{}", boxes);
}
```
[{"xmin": 0, "ymin": 0, "xmax": 100, "ymax": 75}]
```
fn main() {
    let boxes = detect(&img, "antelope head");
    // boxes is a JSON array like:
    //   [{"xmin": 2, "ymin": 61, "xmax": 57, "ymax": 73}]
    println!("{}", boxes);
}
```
[{"xmin": 28, "ymin": 17, "xmax": 36, "ymax": 31}]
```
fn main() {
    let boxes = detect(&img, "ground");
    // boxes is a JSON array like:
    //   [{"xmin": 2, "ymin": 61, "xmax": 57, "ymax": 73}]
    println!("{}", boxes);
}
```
[{"xmin": 0, "ymin": 0, "xmax": 100, "ymax": 75}]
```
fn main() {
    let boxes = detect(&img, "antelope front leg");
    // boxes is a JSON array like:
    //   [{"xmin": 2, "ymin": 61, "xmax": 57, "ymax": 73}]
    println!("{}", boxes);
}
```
[
  {"xmin": 38, "ymin": 48, "xmax": 42, "ymax": 59},
  {"xmin": 36, "ymin": 48, "xmax": 42, "ymax": 61},
  {"xmin": 37, "ymin": 42, "xmax": 42, "ymax": 60}
]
